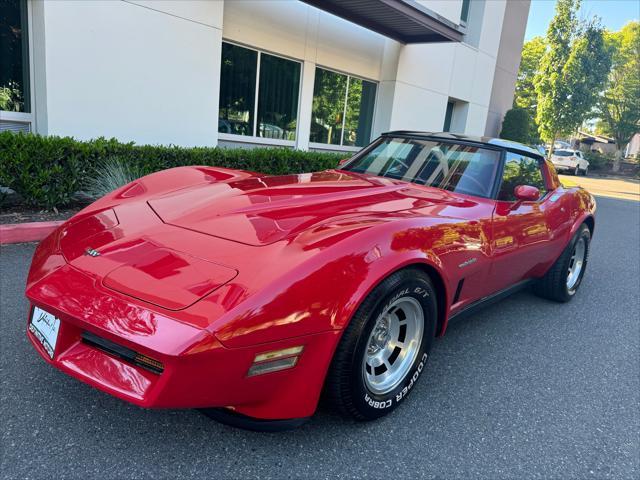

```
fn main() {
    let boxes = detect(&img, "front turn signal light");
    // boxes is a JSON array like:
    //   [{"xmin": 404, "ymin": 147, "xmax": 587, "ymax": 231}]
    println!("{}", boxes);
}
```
[{"xmin": 247, "ymin": 346, "xmax": 303, "ymax": 377}]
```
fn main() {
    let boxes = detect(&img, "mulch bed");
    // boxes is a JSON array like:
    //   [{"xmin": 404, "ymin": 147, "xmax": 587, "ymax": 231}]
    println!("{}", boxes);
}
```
[{"xmin": 0, "ymin": 206, "xmax": 84, "ymax": 225}]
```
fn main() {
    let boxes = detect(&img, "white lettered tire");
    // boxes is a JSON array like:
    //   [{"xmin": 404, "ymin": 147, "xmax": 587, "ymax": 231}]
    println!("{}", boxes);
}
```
[{"xmin": 325, "ymin": 268, "xmax": 437, "ymax": 420}]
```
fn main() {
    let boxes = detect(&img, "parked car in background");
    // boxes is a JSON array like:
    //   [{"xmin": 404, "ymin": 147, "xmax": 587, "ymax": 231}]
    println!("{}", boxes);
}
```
[
  {"xmin": 24, "ymin": 132, "xmax": 596, "ymax": 430},
  {"xmin": 554, "ymin": 140, "xmax": 572, "ymax": 150},
  {"xmin": 534, "ymin": 145, "xmax": 547, "ymax": 156},
  {"xmin": 551, "ymin": 149, "xmax": 590, "ymax": 176}
]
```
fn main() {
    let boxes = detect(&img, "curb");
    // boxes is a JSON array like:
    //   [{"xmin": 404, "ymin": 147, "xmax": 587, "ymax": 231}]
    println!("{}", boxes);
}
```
[{"xmin": 0, "ymin": 221, "xmax": 63, "ymax": 245}]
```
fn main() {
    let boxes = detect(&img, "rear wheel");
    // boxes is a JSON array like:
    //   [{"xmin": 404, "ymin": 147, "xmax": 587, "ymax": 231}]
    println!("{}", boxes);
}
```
[
  {"xmin": 534, "ymin": 224, "xmax": 591, "ymax": 302},
  {"xmin": 325, "ymin": 268, "xmax": 437, "ymax": 420}
]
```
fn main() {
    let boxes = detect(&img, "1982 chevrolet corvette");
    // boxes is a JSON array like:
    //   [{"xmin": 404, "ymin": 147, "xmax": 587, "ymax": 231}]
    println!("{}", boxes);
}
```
[{"xmin": 26, "ymin": 132, "xmax": 595, "ymax": 430}]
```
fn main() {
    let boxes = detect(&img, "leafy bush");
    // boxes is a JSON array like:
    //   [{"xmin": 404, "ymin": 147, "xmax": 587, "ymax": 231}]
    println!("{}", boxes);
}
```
[
  {"xmin": 583, "ymin": 150, "xmax": 613, "ymax": 170},
  {"xmin": 499, "ymin": 108, "xmax": 533, "ymax": 144},
  {"xmin": 0, "ymin": 132, "xmax": 344, "ymax": 209}
]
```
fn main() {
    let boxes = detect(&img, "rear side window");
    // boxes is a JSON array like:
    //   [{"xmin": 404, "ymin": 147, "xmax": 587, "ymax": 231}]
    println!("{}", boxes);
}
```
[{"xmin": 498, "ymin": 152, "xmax": 547, "ymax": 201}]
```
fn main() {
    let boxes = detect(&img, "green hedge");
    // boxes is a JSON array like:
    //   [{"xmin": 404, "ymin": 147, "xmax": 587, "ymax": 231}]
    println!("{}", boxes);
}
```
[
  {"xmin": 0, "ymin": 132, "xmax": 345, "ymax": 209},
  {"xmin": 582, "ymin": 150, "xmax": 613, "ymax": 171}
]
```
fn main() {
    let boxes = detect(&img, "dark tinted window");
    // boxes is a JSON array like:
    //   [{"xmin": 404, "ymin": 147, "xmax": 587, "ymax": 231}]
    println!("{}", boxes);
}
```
[
  {"xmin": 309, "ymin": 68, "xmax": 346, "ymax": 145},
  {"xmin": 0, "ymin": 0, "xmax": 30, "ymax": 113},
  {"xmin": 341, "ymin": 137, "xmax": 501, "ymax": 198},
  {"xmin": 257, "ymin": 53, "xmax": 300, "ymax": 140},
  {"xmin": 498, "ymin": 152, "xmax": 546, "ymax": 201},
  {"xmin": 461, "ymin": 0, "xmax": 470, "ymax": 23},
  {"xmin": 218, "ymin": 42, "xmax": 301, "ymax": 139},
  {"xmin": 218, "ymin": 43, "xmax": 257, "ymax": 136},
  {"xmin": 310, "ymin": 67, "xmax": 377, "ymax": 147},
  {"xmin": 343, "ymin": 77, "xmax": 376, "ymax": 147},
  {"xmin": 443, "ymin": 101, "xmax": 454, "ymax": 132}
]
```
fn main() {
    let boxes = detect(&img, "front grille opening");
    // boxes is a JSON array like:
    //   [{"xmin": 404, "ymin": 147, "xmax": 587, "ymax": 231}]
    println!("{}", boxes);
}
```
[{"xmin": 81, "ymin": 331, "xmax": 164, "ymax": 374}]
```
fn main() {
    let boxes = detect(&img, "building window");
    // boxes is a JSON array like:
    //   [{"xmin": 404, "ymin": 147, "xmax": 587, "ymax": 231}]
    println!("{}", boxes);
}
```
[
  {"xmin": 218, "ymin": 42, "xmax": 301, "ymax": 141},
  {"xmin": 442, "ymin": 99, "xmax": 468, "ymax": 133},
  {"xmin": 310, "ymin": 67, "xmax": 376, "ymax": 148},
  {"xmin": 0, "ymin": 0, "xmax": 30, "ymax": 113},
  {"xmin": 443, "ymin": 101, "xmax": 455, "ymax": 132},
  {"xmin": 460, "ymin": 0, "xmax": 470, "ymax": 25}
]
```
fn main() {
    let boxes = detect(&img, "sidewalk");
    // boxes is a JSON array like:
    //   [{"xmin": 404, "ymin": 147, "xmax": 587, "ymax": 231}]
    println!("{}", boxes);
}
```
[{"xmin": 559, "ymin": 174, "xmax": 640, "ymax": 201}]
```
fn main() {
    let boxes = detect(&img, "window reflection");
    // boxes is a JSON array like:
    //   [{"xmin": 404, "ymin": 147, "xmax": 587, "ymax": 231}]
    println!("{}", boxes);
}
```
[
  {"xmin": 342, "ymin": 137, "xmax": 500, "ymax": 199},
  {"xmin": 343, "ymin": 78, "xmax": 376, "ymax": 147},
  {"xmin": 310, "ymin": 67, "xmax": 376, "ymax": 147},
  {"xmin": 498, "ymin": 153, "xmax": 546, "ymax": 201},
  {"xmin": 0, "ymin": 0, "xmax": 30, "ymax": 113},
  {"xmin": 257, "ymin": 53, "xmax": 300, "ymax": 140},
  {"xmin": 310, "ymin": 68, "xmax": 347, "ymax": 145},
  {"xmin": 218, "ymin": 42, "xmax": 257, "ymax": 137},
  {"xmin": 218, "ymin": 42, "xmax": 301, "ymax": 140}
]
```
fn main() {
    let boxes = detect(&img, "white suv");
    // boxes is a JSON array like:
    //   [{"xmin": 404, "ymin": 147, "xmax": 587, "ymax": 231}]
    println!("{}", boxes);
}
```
[{"xmin": 550, "ymin": 149, "xmax": 589, "ymax": 176}]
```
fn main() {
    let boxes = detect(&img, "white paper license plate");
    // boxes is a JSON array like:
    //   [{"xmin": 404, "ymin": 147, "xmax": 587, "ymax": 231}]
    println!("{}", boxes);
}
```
[{"xmin": 29, "ymin": 306, "xmax": 61, "ymax": 359}]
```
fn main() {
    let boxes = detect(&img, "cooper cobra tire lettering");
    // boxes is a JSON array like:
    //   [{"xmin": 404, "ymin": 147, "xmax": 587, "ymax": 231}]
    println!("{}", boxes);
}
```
[
  {"xmin": 364, "ymin": 394, "xmax": 393, "ymax": 409},
  {"xmin": 395, "ymin": 353, "xmax": 428, "ymax": 403}
]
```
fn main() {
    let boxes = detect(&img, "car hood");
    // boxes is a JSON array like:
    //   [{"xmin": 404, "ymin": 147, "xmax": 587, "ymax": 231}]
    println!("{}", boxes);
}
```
[
  {"xmin": 48, "ymin": 169, "xmax": 471, "ymax": 323},
  {"xmin": 147, "ymin": 170, "xmax": 440, "ymax": 246}
]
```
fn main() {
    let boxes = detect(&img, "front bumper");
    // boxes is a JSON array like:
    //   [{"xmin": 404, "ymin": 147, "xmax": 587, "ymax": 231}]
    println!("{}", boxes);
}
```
[{"xmin": 26, "ymin": 264, "xmax": 340, "ymax": 420}]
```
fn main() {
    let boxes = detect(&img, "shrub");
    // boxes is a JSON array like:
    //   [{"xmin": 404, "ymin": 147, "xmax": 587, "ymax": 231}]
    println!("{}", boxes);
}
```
[
  {"xmin": 583, "ymin": 150, "xmax": 613, "ymax": 171},
  {"xmin": 0, "ymin": 132, "xmax": 344, "ymax": 209},
  {"xmin": 499, "ymin": 108, "xmax": 533, "ymax": 144}
]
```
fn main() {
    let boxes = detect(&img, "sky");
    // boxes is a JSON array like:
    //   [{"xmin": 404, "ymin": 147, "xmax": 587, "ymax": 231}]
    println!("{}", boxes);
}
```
[{"xmin": 524, "ymin": 0, "xmax": 639, "ymax": 40}]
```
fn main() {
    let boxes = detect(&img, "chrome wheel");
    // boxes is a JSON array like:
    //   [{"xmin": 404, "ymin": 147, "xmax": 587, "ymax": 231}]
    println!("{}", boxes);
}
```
[
  {"xmin": 363, "ymin": 296, "xmax": 424, "ymax": 395},
  {"xmin": 567, "ymin": 237, "xmax": 586, "ymax": 290}
]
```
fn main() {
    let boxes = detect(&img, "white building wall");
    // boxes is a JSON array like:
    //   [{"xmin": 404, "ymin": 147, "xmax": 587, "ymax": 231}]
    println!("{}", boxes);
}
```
[
  {"xmin": 26, "ymin": 0, "xmax": 525, "ymax": 148},
  {"xmin": 36, "ymin": 0, "xmax": 224, "ymax": 146},
  {"xmin": 387, "ymin": 0, "xmax": 508, "ymax": 136}
]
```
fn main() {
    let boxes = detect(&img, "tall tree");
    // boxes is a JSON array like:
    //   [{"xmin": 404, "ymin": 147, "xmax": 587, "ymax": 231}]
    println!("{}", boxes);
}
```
[
  {"xmin": 514, "ymin": 36, "xmax": 546, "ymax": 119},
  {"xmin": 534, "ymin": 0, "xmax": 611, "ymax": 158},
  {"xmin": 500, "ymin": 108, "xmax": 533, "ymax": 144},
  {"xmin": 595, "ymin": 21, "xmax": 640, "ymax": 171}
]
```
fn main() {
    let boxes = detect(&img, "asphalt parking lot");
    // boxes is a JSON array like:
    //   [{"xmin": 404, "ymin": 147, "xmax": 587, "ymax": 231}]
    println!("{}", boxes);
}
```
[{"xmin": 1, "ymin": 195, "xmax": 639, "ymax": 480}]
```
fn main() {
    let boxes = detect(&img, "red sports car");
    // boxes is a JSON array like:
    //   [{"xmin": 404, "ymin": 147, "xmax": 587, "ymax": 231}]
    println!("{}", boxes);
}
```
[{"xmin": 26, "ymin": 132, "xmax": 595, "ymax": 430}]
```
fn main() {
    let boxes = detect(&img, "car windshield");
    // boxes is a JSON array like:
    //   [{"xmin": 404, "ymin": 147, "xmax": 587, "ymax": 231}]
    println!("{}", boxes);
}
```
[
  {"xmin": 554, "ymin": 150, "xmax": 574, "ymax": 157},
  {"xmin": 340, "ymin": 137, "xmax": 501, "ymax": 198}
]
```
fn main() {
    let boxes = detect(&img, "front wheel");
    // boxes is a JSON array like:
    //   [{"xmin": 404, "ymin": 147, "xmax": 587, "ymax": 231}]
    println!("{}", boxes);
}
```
[
  {"xmin": 325, "ymin": 268, "xmax": 437, "ymax": 420},
  {"xmin": 534, "ymin": 224, "xmax": 591, "ymax": 302}
]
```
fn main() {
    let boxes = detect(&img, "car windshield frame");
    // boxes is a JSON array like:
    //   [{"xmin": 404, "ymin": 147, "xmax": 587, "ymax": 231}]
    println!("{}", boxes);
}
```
[{"xmin": 339, "ymin": 135, "xmax": 506, "ymax": 200}]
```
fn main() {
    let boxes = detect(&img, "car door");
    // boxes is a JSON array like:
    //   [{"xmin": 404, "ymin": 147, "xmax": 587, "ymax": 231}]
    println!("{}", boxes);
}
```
[{"xmin": 488, "ymin": 152, "xmax": 570, "ymax": 293}]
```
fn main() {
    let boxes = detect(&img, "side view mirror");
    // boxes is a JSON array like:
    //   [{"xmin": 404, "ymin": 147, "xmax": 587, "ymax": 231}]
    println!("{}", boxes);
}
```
[
  {"xmin": 513, "ymin": 185, "xmax": 540, "ymax": 202},
  {"xmin": 338, "ymin": 158, "xmax": 350, "ymax": 167}
]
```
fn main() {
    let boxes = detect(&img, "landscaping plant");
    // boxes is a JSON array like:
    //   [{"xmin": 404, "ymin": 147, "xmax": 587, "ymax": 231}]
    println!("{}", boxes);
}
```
[{"xmin": 0, "ymin": 132, "xmax": 344, "ymax": 209}]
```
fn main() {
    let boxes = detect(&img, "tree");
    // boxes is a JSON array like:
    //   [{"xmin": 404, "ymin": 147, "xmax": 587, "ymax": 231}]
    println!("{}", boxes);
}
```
[
  {"xmin": 595, "ymin": 21, "xmax": 640, "ymax": 171},
  {"xmin": 514, "ymin": 37, "xmax": 546, "ymax": 119},
  {"xmin": 534, "ymin": 0, "xmax": 611, "ymax": 158},
  {"xmin": 500, "ymin": 108, "xmax": 533, "ymax": 144}
]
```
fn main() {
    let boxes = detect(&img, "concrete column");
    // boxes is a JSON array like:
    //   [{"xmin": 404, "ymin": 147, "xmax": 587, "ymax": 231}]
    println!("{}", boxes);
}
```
[
  {"xmin": 371, "ymin": 38, "xmax": 401, "ymax": 138},
  {"xmin": 295, "ymin": 60, "xmax": 316, "ymax": 151}
]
